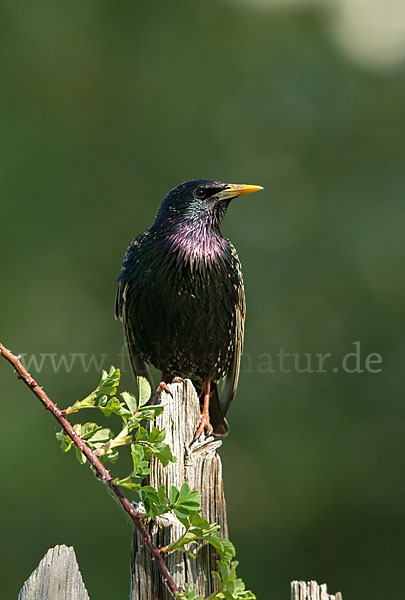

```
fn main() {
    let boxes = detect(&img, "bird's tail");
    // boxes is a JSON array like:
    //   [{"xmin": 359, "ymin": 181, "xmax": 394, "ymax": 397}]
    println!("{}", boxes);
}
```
[{"xmin": 208, "ymin": 382, "xmax": 229, "ymax": 437}]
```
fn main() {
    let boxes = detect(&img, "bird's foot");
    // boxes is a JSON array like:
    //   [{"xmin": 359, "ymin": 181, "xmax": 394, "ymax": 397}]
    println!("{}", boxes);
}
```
[
  {"xmin": 152, "ymin": 381, "xmax": 172, "ymax": 405},
  {"xmin": 172, "ymin": 376, "xmax": 184, "ymax": 383},
  {"xmin": 193, "ymin": 411, "xmax": 214, "ymax": 441}
]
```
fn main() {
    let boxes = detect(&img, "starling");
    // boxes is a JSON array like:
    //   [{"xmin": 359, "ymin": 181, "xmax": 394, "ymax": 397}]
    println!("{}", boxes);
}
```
[{"xmin": 115, "ymin": 180, "xmax": 263, "ymax": 437}]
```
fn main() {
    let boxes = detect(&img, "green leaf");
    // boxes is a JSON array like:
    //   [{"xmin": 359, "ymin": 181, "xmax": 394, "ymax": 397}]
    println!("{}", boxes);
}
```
[
  {"xmin": 63, "ymin": 396, "xmax": 96, "ymax": 415},
  {"xmin": 131, "ymin": 443, "xmax": 144, "ymax": 471},
  {"xmin": 177, "ymin": 482, "xmax": 199, "ymax": 504},
  {"xmin": 87, "ymin": 428, "xmax": 114, "ymax": 443},
  {"xmin": 56, "ymin": 431, "xmax": 72, "ymax": 452},
  {"xmin": 169, "ymin": 485, "xmax": 180, "ymax": 505},
  {"xmin": 168, "ymin": 482, "xmax": 202, "ymax": 518},
  {"xmin": 103, "ymin": 449, "xmax": 119, "ymax": 464},
  {"xmin": 175, "ymin": 585, "xmax": 202, "ymax": 600},
  {"xmin": 137, "ymin": 376, "xmax": 151, "ymax": 406},
  {"xmin": 98, "ymin": 366, "xmax": 120, "ymax": 396},
  {"xmin": 206, "ymin": 537, "xmax": 236, "ymax": 563},
  {"xmin": 74, "ymin": 447, "xmax": 87, "ymax": 465},
  {"xmin": 233, "ymin": 577, "xmax": 256, "ymax": 598},
  {"xmin": 178, "ymin": 497, "xmax": 201, "ymax": 510},
  {"xmin": 149, "ymin": 442, "xmax": 176, "ymax": 467},
  {"xmin": 135, "ymin": 405, "xmax": 165, "ymax": 420},
  {"xmin": 210, "ymin": 560, "xmax": 257, "ymax": 600},
  {"xmin": 129, "ymin": 444, "xmax": 150, "ymax": 478},
  {"xmin": 148, "ymin": 426, "xmax": 166, "ymax": 443},
  {"xmin": 176, "ymin": 514, "xmax": 191, "ymax": 530},
  {"xmin": 109, "ymin": 424, "xmax": 132, "ymax": 449},
  {"xmin": 121, "ymin": 391, "xmax": 138, "ymax": 415},
  {"xmin": 97, "ymin": 394, "xmax": 108, "ymax": 407},
  {"xmin": 73, "ymin": 422, "xmax": 101, "ymax": 440},
  {"xmin": 139, "ymin": 485, "xmax": 161, "ymax": 504},
  {"xmin": 218, "ymin": 559, "xmax": 231, "ymax": 583},
  {"xmin": 175, "ymin": 483, "xmax": 201, "ymax": 512},
  {"xmin": 173, "ymin": 507, "xmax": 193, "ymax": 519},
  {"xmin": 135, "ymin": 426, "xmax": 149, "ymax": 441},
  {"xmin": 138, "ymin": 486, "xmax": 162, "ymax": 519},
  {"xmin": 189, "ymin": 514, "xmax": 213, "ymax": 530},
  {"xmin": 118, "ymin": 477, "xmax": 141, "ymax": 490},
  {"xmin": 62, "ymin": 366, "xmax": 120, "ymax": 415},
  {"xmin": 188, "ymin": 523, "xmax": 220, "ymax": 538},
  {"xmin": 98, "ymin": 397, "xmax": 131, "ymax": 418},
  {"xmin": 157, "ymin": 485, "xmax": 167, "ymax": 504}
]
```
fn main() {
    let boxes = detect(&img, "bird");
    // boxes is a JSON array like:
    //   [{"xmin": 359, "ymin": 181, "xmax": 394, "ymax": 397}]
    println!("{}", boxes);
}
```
[{"xmin": 115, "ymin": 179, "xmax": 263, "ymax": 437}]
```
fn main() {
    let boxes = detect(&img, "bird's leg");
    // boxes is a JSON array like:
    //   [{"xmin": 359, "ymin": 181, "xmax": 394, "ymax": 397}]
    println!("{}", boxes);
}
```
[
  {"xmin": 152, "ymin": 370, "xmax": 172, "ymax": 404},
  {"xmin": 194, "ymin": 379, "xmax": 214, "ymax": 439}
]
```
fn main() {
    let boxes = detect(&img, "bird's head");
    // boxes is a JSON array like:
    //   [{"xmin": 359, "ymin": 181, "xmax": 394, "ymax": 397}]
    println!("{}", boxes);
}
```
[{"xmin": 152, "ymin": 179, "xmax": 263, "ymax": 231}]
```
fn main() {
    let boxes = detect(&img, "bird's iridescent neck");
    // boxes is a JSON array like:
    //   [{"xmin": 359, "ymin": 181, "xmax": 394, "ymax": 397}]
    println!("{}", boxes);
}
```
[{"xmin": 156, "ymin": 218, "xmax": 227, "ymax": 264}]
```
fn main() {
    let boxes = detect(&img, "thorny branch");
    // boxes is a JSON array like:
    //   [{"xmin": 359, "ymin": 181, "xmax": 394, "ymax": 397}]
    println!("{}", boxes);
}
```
[{"xmin": 0, "ymin": 340, "xmax": 179, "ymax": 597}]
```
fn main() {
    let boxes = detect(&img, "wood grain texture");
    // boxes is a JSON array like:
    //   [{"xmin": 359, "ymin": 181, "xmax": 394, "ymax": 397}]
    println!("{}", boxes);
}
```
[
  {"xmin": 18, "ymin": 545, "xmax": 90, "ymax": 600},
  {"xmin": 131, "ymin": 380, "xmax": 228, "ymax": 599},
  {"xmin": 291, "ymin": 580, "xmax": 343, "ymax": 600}
]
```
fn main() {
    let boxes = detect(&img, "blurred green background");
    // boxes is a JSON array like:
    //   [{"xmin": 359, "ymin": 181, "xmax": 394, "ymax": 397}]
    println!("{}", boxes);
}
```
[{"xmin": 1, "ymin": 1, "xmax": 404, "ymax": 598}]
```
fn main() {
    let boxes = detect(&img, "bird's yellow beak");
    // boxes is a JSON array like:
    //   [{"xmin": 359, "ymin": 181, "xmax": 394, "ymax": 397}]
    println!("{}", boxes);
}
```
[{"xmin": 218, "ymin": 183, "xmax": 264, "ymax": 200}]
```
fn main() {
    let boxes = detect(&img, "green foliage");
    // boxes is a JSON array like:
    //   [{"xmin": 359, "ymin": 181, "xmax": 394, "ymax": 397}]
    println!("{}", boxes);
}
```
[
  {"xmin": 176, "ymin": 562, "xmax": 256, "ymax": 600},
  {"xmin": 63, "ymin": 366, "xmax": 121, "ymax": 415},
  {"xmin": 57, "ymin": 367, "xmax": 170, "ymax": 467},
  {"xmin": 57, "ymin": 367, "xmax": 256, "ymax": 600}
]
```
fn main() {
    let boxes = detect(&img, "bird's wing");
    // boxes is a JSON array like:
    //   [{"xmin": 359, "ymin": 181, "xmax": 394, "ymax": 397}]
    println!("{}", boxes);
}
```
[
  {"xmin": 219, "ymin": 278, "xmax": 246, "ymax": 420},
  {"xmin": 115, "ymin": 278, "xmax": 125, "ymax": 320},
  {"xmin": 123, "ymin": 294, "xmax": 154, "ymax": 388},
  {"xmin": 115, "ymin": 234, "xmax": 154, "ymax": 390},
  {"xmin": 115, "ymin": 233, "xmax": 145, "ymax": 320}
]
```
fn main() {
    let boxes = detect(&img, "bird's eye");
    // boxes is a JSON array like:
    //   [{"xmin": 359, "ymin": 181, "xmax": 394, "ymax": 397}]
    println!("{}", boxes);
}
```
[{"xmin": 194, "ymin": 187, "xmax": 207, "ymax": 200}]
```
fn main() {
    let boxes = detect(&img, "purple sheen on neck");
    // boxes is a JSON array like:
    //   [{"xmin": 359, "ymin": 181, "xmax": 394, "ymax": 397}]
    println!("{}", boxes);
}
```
[{"xmin": 165, "ymin": 219, "xmax": 227, "ymax": 264}]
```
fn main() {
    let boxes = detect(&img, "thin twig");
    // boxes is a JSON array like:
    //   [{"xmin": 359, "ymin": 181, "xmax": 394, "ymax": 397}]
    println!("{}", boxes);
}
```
[{"xmin": 0, "ymin": 341, "xmax": 178, "ymax": 597}]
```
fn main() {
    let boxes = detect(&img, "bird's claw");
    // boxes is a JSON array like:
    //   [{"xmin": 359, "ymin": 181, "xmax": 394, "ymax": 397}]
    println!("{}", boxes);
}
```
[
  {"xmin": 152, "ymin": 381, "xmax": 172, "ymax": 405},
  {"xmin": 193, "ymin": 412, "xmax": 214, "ymax": 441}
]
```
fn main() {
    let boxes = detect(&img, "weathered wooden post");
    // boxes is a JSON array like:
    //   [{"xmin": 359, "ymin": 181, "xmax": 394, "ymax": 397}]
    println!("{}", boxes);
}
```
[
  {"xmin": 131, "ymin": 379, "xmax": 228, "ymax": 599},
  {"xmin": 18, "ymin": 545, "xmax": 89, "ymax": 600},
  {"xmin": 291, "ymin": 580, "xmax": 343, "ymax": 600}
]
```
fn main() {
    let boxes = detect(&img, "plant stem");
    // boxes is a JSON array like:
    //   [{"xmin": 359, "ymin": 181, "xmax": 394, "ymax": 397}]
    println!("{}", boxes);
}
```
[
  {"xmin": 0, "ymin": 341, "xmax": 178, "ymax": 596},
  {"xmin": 161, "ymin": 523, "xmax": 191, "ymax": 554}
]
